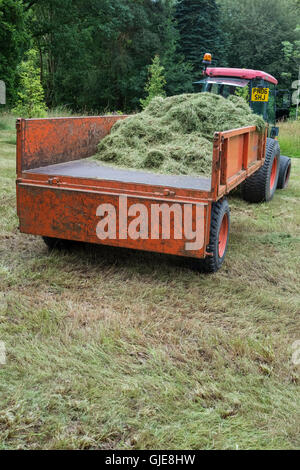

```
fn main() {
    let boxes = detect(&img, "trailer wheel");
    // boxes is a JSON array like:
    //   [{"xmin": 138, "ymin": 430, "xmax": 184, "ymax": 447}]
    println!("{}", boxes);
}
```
[
  {"xmin": 242, "ymin": 138, "xmax": 280, "ymax": 203},
  {"xmin": 277, "ymin": 155, "xmax": 291, "ymax": 190},
  {"xmin": 42, "ymin": 236, "xmax": 72, "ymax": 250},
  {"xmin": 203, "ymin": 199, "xmax": 230, "ymax": 273}
]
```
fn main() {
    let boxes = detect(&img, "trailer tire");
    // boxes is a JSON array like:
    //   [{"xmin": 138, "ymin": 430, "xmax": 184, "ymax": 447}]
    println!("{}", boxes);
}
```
[
  {"xmin": 242, "ymin": 138, "xmax": 280, "ymax": 203},
  {"xmin": 42, "ymin": 236, "xmax": 72, "ymax": 250},
  {"xmin": 203, "ymin": 199, "xmax": 230, "ymax": 273},
  {"xmin": 277, "ymin": 155, "xmax": 291, "ymax": 190}
]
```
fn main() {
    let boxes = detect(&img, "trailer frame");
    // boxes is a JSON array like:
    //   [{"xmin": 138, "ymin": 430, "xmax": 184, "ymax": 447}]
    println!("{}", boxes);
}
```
[{"xmin": 16, "ymin": 116, "xmax": 267, "ymax": 262}]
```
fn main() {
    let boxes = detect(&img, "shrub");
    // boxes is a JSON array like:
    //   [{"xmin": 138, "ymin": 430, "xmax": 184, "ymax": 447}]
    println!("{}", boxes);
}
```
[
  {"xmin": 13, "ymin": 49, "xmax": 47, "ymax": 118},
  {"xmin": 140, "ymin": 56, "xmax": 166, "ymax": 110}
]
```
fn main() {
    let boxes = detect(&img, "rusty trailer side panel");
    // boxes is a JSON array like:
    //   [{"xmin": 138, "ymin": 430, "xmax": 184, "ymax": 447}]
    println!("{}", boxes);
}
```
[
  {"xmin": 16, "ymin": 117, "xmax": 267, "ymax": 260},
  {"xmin": 16, "ymin": 115, "xmax": 127, "ymax": 174},
  {"xmin": 17, "ymin": 184, "xmax": 210, "ymax": 259}
]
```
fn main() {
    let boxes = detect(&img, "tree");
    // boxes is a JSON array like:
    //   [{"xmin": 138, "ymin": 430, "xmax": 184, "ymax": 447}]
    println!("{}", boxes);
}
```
[
  {"xmin": 281, "ymin": 34, "xmax": 300, "ymax": 85},
  {"xmin": 82, "ymin": 0, "xmax": 192, "ymax": 111},
  {"xmin": 159, "ymin": 4, "xmax": 193, "ymax": 96},
  {"xmin": 13, "ymin": 48, "xmax": 47, "ymax": 117},
  {"xmin": 175, "ymin": 0, "xmax": 227, "ymax": 80},
  {"xmin": 0, "ymin": 0, "xmax": 27, "ymax": 105},
  {"xmin": 140, "ymin": 55, "xmax": 166, "ymax": 109},
  {"xmin": 26, "ymin": 0, "xmax": 192, "ymax": 112},
  {"xmin": 218, "ymin": 0, "xmax": 300, "ymax": 88}
]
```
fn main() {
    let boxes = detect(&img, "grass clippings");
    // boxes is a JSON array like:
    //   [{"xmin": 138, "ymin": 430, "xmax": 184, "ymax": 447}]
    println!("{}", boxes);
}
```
[{"xmin": 95, "ymin": 93, "xmax": 265, "ymax": 177}]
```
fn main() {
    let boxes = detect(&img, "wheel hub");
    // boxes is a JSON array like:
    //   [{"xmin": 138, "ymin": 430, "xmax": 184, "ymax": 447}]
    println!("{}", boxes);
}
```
[
  {"xmin": 218, "ymin": 213, "xmax": 229, "ymax": 258},
  {"xmin": 270, "ymin": 157, "xmax": 278, "ymax": 191}
]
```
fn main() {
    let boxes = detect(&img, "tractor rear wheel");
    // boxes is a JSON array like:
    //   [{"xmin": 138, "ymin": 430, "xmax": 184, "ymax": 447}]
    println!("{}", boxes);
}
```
[
  {"xmin": 242, "ymin": 138, "xmax": 280, "ymax": 203},
  {"xmin": 277, "ymin": 155, "xmax": 291, "ymax": 190},
  {"xmin": 203, "ymin": 198, "xmax": 230, "ymax": 273}
]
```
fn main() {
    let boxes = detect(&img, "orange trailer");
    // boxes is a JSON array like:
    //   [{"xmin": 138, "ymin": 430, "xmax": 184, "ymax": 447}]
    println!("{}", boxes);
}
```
[{"xmin": 16, "ymin": 116, "xmax": 271, "ymax": 272}]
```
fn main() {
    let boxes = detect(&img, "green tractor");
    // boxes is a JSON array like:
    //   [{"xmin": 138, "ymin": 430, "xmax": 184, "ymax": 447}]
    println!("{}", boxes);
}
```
[{"xmin": 194, "ymin": 53, "xmax": 292, "ymax": 201}]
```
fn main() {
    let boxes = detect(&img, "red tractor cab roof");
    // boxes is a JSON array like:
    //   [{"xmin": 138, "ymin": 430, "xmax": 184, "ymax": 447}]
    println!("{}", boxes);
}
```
[{"xmin": 206, "ymin": 67, "xmax": 278, "ymax": 85}]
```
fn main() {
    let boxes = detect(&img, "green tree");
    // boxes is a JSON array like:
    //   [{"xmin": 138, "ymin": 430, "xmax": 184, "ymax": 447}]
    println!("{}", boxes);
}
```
[
  {"xmin": 218, "ymin": 0, "xmax": 300, "ymax": 87},
  {"xmin": 235, "ymin": 86, "xmax": 250, "ymax": 102},
  {"xmin": 281, "ymin": 33, "xmax": 300, "ymax": 84},
  {"xmin": 13, "ymin": 48, "xmax": 47, "ymax": 117},
  {"xmin": 159, "ymin": 5, "xmax": 193, "ymax": 96},
  {"xmin": 140, "ymin": 55, "xmax": 166, "ymax": 109},
  {"xmin": 83, "ymin": 0, "xmax": 192, "ymax": 111},
  {"xmin": 26, "ymin": 0, "xmax": 192, "ymax": 112},
  {"xmin": 0, "ymin": 0, "xmax": 27, "ymax": 105},
  {"xmin": 175, "ymin": 0, "xmax": 227, "ymax": 80}
]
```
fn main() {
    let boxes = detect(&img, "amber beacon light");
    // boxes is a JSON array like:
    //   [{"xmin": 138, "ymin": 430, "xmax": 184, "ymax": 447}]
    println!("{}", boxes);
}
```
[{"xmin": 203, "ymin": 53, "xmax": 212, "ymax": 64}]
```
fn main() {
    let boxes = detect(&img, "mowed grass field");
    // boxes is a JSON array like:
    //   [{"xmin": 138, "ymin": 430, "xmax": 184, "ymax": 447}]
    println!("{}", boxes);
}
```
[{"xmin": 0, "ymin": 114, "xmax": 299, "ymax": 450}]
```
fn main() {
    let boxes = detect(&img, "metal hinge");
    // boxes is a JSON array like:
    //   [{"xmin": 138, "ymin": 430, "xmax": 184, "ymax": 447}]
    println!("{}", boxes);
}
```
[{"xmin": 219, "ymin": 136, "xmax": 225, "ymax": 165}]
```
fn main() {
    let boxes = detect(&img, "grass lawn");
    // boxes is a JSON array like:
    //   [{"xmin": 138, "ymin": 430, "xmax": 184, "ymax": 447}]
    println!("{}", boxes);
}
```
[
  {"xmin": 279, "ymin": 120, "xmax": 300, "ymax": 158},
  {"xmin": 0, "ymin": 114, "xmax": 299, "ymax": 450}
]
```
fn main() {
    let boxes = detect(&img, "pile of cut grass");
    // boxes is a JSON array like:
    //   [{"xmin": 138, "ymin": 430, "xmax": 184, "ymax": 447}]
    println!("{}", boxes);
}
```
[{"xmin": 95, "ymin": 93, "xmax": 265, "ymax": 177}]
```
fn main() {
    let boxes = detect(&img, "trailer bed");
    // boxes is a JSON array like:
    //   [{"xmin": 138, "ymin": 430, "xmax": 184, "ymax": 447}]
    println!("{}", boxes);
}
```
[{"xmin": 24, "ymin": 159, "xmax": 212, "ymax": 192}]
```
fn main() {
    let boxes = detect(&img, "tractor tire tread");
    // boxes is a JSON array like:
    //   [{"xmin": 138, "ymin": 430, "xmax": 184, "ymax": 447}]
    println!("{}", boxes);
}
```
[{"xmin": 242, "ymin": 138, "xmax": 279, "ymax": 203}]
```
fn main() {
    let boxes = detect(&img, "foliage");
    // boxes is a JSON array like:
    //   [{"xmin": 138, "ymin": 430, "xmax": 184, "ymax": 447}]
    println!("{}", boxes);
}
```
[
  {"xmin": 2, "ymin": 0, "xmax": 300, "ymax": 112},
  {"xmin": 12, "ymin": 48, "xmax": 47, "ymax": 118},
  {"xmin": 218, "ymin": 0, "xmax": 300, "ymax": 88},
  {"xmin": 289, "ymin": 106, "xmax": 300, "ymax": 120},
  {"xmin": 235, "ymin": 86, "xmax": 250, "ymax": 103},
  {"xmin": 140, "ymin": 56, "xmax": 166, "ymax": 109},
  {"xmin": 175, "ymin": 0, "xmax": 227, "ymax": 79},
  {"xmin": 281, "ymin": 36, "xmax": 300, "ymax": 84},
  {"xmin": 25, "ymin": 0, "xmax": 192, "ymax": 112},
  {"xmin": 0, "ymin": 0, "xmax": 27, "ymax": 105}
]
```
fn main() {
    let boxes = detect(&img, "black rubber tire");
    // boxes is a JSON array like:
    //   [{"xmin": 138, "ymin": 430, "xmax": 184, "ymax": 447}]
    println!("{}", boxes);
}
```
[
  {"xmin": 277, "ymin": 155, "xmax": 291, "ymax": 190},
  {"xmin": 42, "ymin": 236, "xmax": 72, "ymax": 250},
  {"xmin": 242, "ymin": 138, "xmax": 280, "ymax": 203},
  {"xmin": 203, "ymin": 199, "xmax": 230, "ymax": 273}
]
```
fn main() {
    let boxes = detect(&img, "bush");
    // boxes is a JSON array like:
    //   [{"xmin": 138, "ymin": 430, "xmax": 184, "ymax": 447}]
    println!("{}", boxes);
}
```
[
  {"xmin": 13, "ymin": 49, "xmax": 47, "ymax": 118},
  {"xmin": 140, "ymin": 56, "xmax": 166, "ymax": 110}
]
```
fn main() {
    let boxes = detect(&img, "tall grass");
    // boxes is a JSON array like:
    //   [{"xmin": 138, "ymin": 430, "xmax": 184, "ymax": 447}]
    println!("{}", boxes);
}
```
[
  {"xmin": 0, "ymin": 113, "xmax": 16, "ymax": 131},
  {"xmin": 279, "ymin": 120, "xmax": 300, "ymax": 158},
  {"xmin": 46, "ymin": 106, "xmax": 81, "ymax": 118},
  {"xmin": 1, "ymin": 107, "xmax": 115, "ymax": 122}
]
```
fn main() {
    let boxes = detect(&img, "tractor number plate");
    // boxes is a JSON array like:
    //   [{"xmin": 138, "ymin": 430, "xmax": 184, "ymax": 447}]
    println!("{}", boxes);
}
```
[{"xmin": 251, "ymin": 87, "xmax": 269, "ymax": 102}]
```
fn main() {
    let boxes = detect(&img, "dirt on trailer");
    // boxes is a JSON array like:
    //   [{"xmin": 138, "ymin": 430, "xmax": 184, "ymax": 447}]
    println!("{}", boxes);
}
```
[{"xmin": 93, "ymin": 93, "xmax": 266, "ymax": 177}]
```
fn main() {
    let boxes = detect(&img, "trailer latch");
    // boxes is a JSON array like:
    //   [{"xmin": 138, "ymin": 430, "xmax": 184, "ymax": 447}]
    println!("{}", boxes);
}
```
[
  {"xmin": 48, "ymin": 177, "xmax": 60, "ymax": 185},
  {"xmin": 154, "ymin": 189, "xmax": 176, "ymax": 197}
]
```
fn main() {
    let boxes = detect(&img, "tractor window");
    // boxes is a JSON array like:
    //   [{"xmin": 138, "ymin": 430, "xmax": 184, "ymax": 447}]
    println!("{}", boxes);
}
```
[
  {"xmin": 266, "ymin": 84, "xmax": 276, "ymax": 125},
  {"xmin": 193, "ymin": 79, "xmax": 250, "ymax": 97},
  {"xmin": 251, "ymin": 101, "xmax": 266, "ymax": 119},
  {"xmin": 210, "ymin": 83, "xmax": 241, "ymax": 98},
  {"xmin": 250, "ymin": 81, "xmax": 276, "ymax": 124},
  {"xmin": 193, "ymin": 82, "xmax": 206, "ymax": 93}
]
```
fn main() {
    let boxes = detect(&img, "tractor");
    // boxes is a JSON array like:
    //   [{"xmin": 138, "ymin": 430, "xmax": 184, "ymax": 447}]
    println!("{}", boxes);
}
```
[{"xmin": 193, "ymin": 53, "xmax": 292, "ymax": 200}]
